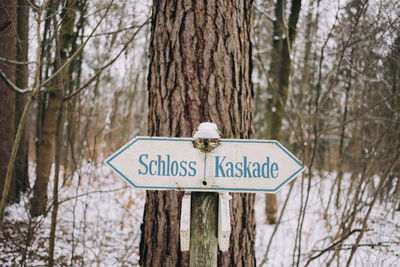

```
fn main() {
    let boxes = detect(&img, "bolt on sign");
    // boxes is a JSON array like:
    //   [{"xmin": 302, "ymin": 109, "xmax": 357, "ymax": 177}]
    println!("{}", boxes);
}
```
[{"xmin": 106, "ymin": 137, "xmax": 304, "ymax": 193}]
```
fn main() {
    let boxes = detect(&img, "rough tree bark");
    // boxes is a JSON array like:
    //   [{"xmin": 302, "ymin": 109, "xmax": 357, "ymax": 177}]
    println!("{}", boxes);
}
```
[
  {"xmin": 0, "ymin": 0, "xmax": 17, "ymax": 203},
  {"xmin": 140, "ymin": 0, "xmax": 255, "ymax": 266},
  {"xmin": 265, "ymin": 0, "xmax": 301, "ymax": 224}
]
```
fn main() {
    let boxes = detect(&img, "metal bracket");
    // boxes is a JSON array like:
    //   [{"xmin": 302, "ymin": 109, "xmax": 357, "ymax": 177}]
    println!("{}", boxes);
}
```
[
  {"xmin": 218, "ymin": 192, "xmax": 232, "ymax": 251},
  {"xmin": 180, "ymin": 192, "xmax": 191, "ymax": 251}
]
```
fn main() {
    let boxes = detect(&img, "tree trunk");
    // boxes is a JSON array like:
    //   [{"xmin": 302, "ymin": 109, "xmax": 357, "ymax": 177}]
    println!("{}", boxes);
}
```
[
  {"xmin": 30, "ymin": 87, "xmax": 62, "ymax": 217},
  {"xmin": 30, "ymin": 0, "xmax": 76, "ymax": 217},
  {"xmin": 140, "ymin": 0, "xmax": 255, "ymax": 266},
  {"xmin": 0, "ymin": 0, "xmax": 17, "ymax": 203},
  {"xmin": 265, "ymin": 0, "xmax": 301, "ymax": 224},
  {"xmin": 14, "ymin": 0, "xmax": 30, "ymax": 198}
]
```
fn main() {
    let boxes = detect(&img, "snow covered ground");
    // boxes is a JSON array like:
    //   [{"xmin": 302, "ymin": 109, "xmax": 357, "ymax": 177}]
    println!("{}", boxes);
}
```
[
  {"xmin": 1, "ymin": 163, "xmax": 145, "ymax": 266},
  {"xmin": 1, "ymin": 164, "xmax": 399, "ymax": 266},
  {"xmin": 255, "ymin": 173, "xmax": 400, "ymax": 266}
]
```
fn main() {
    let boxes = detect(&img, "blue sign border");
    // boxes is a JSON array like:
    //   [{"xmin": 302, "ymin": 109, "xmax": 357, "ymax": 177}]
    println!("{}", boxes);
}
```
[{"xmin": 106, "ymin": 137, "xmax": 305, "ymax": 192}]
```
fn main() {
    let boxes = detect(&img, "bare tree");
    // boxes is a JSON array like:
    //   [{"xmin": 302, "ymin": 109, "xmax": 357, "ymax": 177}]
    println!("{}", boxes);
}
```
[{"xmin": 265, "ymin": 0, "xmax": 302, "ymax": 224}]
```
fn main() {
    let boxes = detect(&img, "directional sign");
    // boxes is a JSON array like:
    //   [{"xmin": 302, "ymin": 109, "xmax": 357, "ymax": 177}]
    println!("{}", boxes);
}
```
[{"xmin": 105, "ymin": 137, "xmax": 304, "ymax": 193}]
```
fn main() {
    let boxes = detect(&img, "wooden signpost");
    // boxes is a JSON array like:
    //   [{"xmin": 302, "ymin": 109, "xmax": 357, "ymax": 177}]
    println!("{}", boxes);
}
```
[{"xmin": 106, "ymin": 126, "xmax": 304, "ymax": 266}]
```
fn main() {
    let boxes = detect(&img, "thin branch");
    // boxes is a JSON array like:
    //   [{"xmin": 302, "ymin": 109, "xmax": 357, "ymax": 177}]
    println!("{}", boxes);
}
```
[
  {"xmin": 26, "ymin": 0, "xmax": 40, "ymax": 11},
  {"xmin": 58, "ymin": 187, "xmax": 128, "ymax": 205},
  {"xmin": 85, "ymin": 23, "xmax": 146, "ymax": 37},
  {"xmin": 254, "ymin": 5, "xmax": 275, "ymax": 22},
  {"xmin": 0, "ymin": 68, "xmax": 30, "ymax": 93},
  {"xmin": 63, "ymin": 17, "xmax": 150, "ymax": 101},
  {"xmin": 340, "ymin": 241, "xmax": 399, "ymax": 249},
  {"xmin": 0, "ymin": 57, "xmax": 35, "ymax": 65},
  {"xmin": 304, "ymin": 228, "xmax": 364, "ymax": 267}
]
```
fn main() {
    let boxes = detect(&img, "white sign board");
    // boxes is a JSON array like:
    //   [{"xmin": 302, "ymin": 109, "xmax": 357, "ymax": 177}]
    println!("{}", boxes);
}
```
[{"xmin": 106, "ymin": 137, "xmax": 304, "ymax": 193}]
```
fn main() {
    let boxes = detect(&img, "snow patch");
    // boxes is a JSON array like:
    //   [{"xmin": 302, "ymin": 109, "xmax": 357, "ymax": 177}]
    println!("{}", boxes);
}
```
[{"xmin": 193, "ymin": 122, "xmax": 220, "ymax": 139}]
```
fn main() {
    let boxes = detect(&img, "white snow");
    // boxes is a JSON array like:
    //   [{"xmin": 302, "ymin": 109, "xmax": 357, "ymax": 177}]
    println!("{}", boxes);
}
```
[
  {"xmin": 193, "ymin": 122, "xmax": 220, "ymax": 139},
  {"xmin": 255, "ymin": 172, "xmax": 400, "ymax": 266},
  {"xmin": 0, "ymin": 162, "xmax": 145, "ymax": 266},
  {"xmin": 1, "ymin": 164, "xmax": 399, "ymax": 266}
]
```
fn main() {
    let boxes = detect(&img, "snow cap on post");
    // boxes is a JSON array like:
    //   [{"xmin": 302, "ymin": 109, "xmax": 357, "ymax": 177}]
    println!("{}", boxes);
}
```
[
  {"xmin": 192, "ymin": 122, "xmax": 221, "ymax": 153},
  {"xmin": 193, "ymin": 122, "xmax": 220, "ymax": 139}
]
